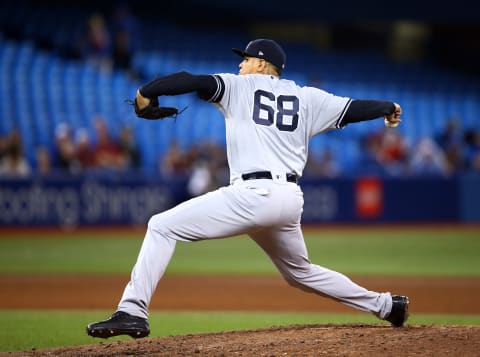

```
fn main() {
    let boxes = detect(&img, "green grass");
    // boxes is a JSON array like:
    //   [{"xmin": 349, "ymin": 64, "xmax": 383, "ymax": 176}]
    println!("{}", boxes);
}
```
[
  {"xmin": 1, "ymin": 309, "xmax": 479, "ymax": 352},
  {"xmin": 0, "ymin": 234, "xmax": 141, "ymax": 274},
  {"xmin": 0, "ymin": 227, "xmax": 479, "ymax": 275}
]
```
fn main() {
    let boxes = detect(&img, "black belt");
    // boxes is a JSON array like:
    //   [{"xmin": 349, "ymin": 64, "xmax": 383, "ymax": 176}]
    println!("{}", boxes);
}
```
[{"xmin": 241, "ymin": 171, "xmax": 298, "ymax": 183}]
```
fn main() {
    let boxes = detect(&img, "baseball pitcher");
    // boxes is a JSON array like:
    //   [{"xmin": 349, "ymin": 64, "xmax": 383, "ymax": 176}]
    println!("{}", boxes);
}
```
[{"xmin": 87, "ymin": 39, "xmax": 408, "ymax": 339}]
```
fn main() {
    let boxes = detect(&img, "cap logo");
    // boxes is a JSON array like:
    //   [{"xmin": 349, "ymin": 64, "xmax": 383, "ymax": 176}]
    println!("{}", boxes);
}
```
[{"xmin": 258, "ymin": 51, "xmax": 264, "ymax": 56}]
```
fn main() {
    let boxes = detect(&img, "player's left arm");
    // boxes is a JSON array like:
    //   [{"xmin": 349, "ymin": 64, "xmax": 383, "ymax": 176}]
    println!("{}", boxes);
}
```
[
  {"xmin": 339, "ymin": 100, "xmax": 402, "ymax": 127},
  {"xmin": 136, "ymin": 71, "xmax": 225, "ymax": 109}
]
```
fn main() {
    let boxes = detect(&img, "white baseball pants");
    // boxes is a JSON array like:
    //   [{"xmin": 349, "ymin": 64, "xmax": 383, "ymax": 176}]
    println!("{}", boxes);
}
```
[{"xmin": 118, "ymin": 178, "xmax": 392, "ymax": 320}]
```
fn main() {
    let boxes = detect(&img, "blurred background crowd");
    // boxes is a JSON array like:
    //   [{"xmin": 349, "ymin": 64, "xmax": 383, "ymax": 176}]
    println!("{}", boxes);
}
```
[{"xmin": 0, "ymin": 0, "xmax": 479, "ymax": 195}]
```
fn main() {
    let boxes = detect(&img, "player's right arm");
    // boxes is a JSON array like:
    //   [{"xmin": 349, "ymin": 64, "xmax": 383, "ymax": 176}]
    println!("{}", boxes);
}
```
[
  {"xmin": 306, "ymin": 87, "xmax": 402, "ymax": 135},
  {"xmin": 136, "ymin": 72, "xmax": 225, "ymax": 109},
  {"xmin": 341, "ymin": 100, "xmax": 400, "ymax": 127}
]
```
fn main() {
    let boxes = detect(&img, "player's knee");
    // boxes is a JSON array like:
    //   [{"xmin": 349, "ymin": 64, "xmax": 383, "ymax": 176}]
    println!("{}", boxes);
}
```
[
  {"xmin": 147, "ymin": 213, "xmax": 169, "ymax": 233},
  {"xmin": 282, "ymin": 268, "xmax": 313, "ymax": 288},
  {"xmin": 147, "ymin": 214, "xmax": 159, "ymax": 230},
  {"xmin": 283, "ymin": 274, "xmax": 315, "ymax": 294},
  {"xmin": 283, "ymin": 275, "xmax": 301, "ymax": 288}
]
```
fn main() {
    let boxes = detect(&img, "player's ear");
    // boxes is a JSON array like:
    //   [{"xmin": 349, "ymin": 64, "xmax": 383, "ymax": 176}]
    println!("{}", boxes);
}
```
[{"xmin": 257, "ymin": 59, "xmax": 267, "ymax": 73}]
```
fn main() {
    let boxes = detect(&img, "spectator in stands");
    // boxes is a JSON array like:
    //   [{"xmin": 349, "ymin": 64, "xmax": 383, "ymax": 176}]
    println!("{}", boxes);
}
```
[
  {"xmin": 118, "ymin": 125, "xmax": 141, "ymax": 170},
  {"xmin": 186, "ymin": 141, "xmax": 228, "ymax": 197},
  {"xmin": 464, "ymin": 129, "xmax": 480, "ymax": 171},
  {"xmin": 74, "ymin": 128, "xmax": 95, "ymax": 171},
  {"xmin": 35, "ymin": 146, "xmax": 52, "ymax": 175},
  {"xmin": 408, "ymin": 137, "xmax": 451, "ymax": 177},
  {"xmin": 375, "ymin": 129, "xmax": 409, "ymax": 176},
  {"xmin": 92, "ymin": 116, "xmax": 125, "ymax": 171},
  {"xmin": 82, "ymin": 13, "xmax": 112, "ymax": 72},
  {"xmin": 304, "ymin": 149, "xmax": 341, "ymax": 178},
  {"xmin": 187, "ymin": 157, "xmax": 213, "ymax": 197},
  {"xmin": 52, "ymin": 123, "xmax": 77, "ymax": 174},
  {"xmin": 0, "ymin": 133, "xmax": 8, "ymax": 162},
  {"xmin": 160, "ymin": 141, "xmax": 191, "ymax": 177},
  {"xmin": 356, "ymin": 129, "xmax": 389, "ymax": 175},
  {"xmin": 204, "ymin": 141, "xmax": 228, "ymax": 187},
  {"xmin": 436, "ymin": 118, "xmax": 464, "ymax": 171},
  {"xmin": 110, "ymin": 3, "xmax": 138, "ymax": 78},
  {"xmin": 0, "ymin": 129, "xmax": 31, "ymax": 177},
  {"xmin": 112, "ymin": 29, "xmax": 132, "ymax": 72}
]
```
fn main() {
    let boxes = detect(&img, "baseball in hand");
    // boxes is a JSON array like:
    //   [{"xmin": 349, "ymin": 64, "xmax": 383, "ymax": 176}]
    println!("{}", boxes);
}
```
[
  {"xmin": 384, "ymin": 102, "xmax": 402, "ymax": 128},
  {"xmin": 384, "ymin": 117, "xmax": 400, "ymax": 128}
]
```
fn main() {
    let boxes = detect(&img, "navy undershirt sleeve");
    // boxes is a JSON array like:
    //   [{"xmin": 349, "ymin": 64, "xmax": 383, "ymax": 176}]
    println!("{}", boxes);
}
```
[
  {"xmin": 340, "ymin": 100, "xmax": 395, "ymax": 126},
  {"xmin": 139, "ymin": 71, "xmax": 221, "ymax": 102}
]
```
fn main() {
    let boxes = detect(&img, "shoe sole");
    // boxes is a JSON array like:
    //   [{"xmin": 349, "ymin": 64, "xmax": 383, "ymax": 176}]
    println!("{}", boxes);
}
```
[{"xmin": 86, "ymin": 327, "xmax": 149, "ymax": 339}]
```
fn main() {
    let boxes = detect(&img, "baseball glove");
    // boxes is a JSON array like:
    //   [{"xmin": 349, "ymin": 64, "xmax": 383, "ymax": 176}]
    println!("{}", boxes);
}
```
[{"xmin": 127, "ymin": 97, "xmax": 182, "ymax": 120}]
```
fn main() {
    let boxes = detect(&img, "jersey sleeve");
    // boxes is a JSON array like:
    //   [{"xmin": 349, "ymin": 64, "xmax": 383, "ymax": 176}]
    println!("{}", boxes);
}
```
[
  {"xmin": 305, "ymin": 87, "xmax": 352, "ymax": 136},
  {"xmin": 210, "ymin": 73, "xmax": 246, "ymax": 117}
]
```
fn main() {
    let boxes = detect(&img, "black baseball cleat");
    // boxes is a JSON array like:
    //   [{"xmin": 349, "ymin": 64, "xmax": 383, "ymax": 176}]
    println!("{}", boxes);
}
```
[
  {"xmin": 386, "ymin": 295, "xmax": 410, "ymax": 327},
  {"xmin": 86, "ymin": 311, "xmax": 150, "ymax": 339}
]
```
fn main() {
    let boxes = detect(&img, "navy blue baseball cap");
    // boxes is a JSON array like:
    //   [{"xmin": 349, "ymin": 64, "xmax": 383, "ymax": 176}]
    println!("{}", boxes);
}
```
[{"xmin": 232, "ymin": 39, "xmax": 286, "ymax": 70}]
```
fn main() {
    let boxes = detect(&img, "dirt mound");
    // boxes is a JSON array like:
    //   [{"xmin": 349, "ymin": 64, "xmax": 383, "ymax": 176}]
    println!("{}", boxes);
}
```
[{"xmin": 10, "ymin": 324, "xmax": 480, "ymax": 356}]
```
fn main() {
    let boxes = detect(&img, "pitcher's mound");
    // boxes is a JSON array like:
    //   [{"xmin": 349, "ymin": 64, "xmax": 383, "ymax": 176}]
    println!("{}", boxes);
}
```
[{"xmin": 15, "ymin": 324, "xmax": 480, "ymax": 356}]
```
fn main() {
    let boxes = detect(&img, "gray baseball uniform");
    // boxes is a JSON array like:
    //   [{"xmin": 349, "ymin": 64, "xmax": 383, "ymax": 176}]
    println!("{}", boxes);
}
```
[{"xmin": 118, "ymin": 72, "xmax": 393, "ymax": 321}]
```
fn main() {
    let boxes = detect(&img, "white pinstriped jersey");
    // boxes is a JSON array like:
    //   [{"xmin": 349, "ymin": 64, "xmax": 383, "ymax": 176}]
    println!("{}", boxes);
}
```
[{"xmin": 211, "ymin": 73, "xmax": 351, "ymax": 183}]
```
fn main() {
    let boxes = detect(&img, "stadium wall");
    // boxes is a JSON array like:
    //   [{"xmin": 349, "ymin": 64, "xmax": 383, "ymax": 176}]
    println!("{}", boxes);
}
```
[{"xmin": 1, "ymin": 174, "xmax": 479, "ymax": 227}]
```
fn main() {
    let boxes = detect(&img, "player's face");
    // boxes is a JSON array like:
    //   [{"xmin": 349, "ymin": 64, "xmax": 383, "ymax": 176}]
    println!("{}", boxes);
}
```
[{"xmin": 238, "ymin": 56, "xmax": 265, "ymax": 75}]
